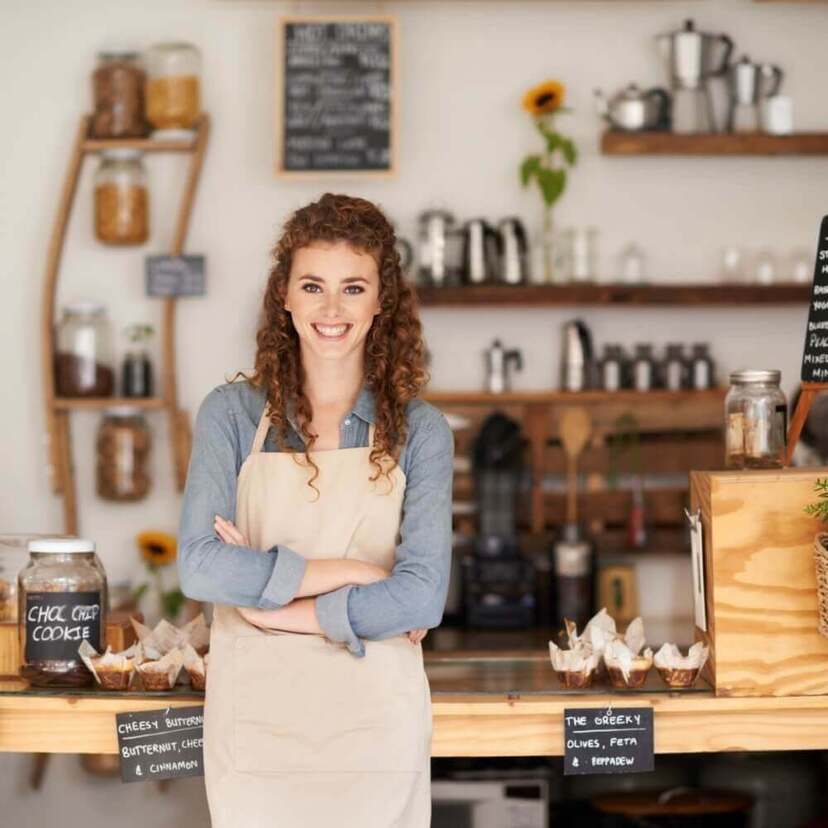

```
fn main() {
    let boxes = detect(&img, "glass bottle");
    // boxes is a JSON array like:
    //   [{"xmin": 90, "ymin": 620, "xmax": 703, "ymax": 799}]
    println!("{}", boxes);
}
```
[
  {"xmin": 598, "ymin": 344, "xmax": 624, "ymax": 392},
  {"xmin": 94, "ymin": 149, "xmax": 149, "ymax": 245},
  {"xmin": 145, "ymin": 42, "xmax": 202, "ymax": 133},
  {"xmin": 91, "ymin": 50, "xmax": 148, "ymax": 138},
  {"xmin": 96, "ymin": 408, "xmax": 152, "ymax": 501},
  {"xmin": 690, "ymin": 344, "xmax": 716, "ymax": 390},
  {"xmin": 18, "ymin": 538, "xmax": 108, "ymax": 687},
  {"xmin": 55, "ymin": 302, "xmax": 115, "ymax": 398},
  {"xmin": 121, "ymin": 324, "xmax": 155, "ymax": 398},
  {"xmin": 631, "ymin": 344, "xmax": 657, "ymax": 391},
  {"xmin": 725, "ymin": 369, "xmax": 787, "ymax": 469},
  {"xmin": 662, "ymin": 343, "xmax": 688, "ymax": 391}
]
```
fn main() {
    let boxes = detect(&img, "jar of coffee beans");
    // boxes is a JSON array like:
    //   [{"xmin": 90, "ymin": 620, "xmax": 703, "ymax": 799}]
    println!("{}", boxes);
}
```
[
  {"xmin": 19, "ymin": 538, "xmax": 108, "ymax": 687},
  {"xmin": 55, "ymin": 301, "xmax": 115, "ymax": 398},
  {"xmin": 94, "ymin": 149, "xmax": 149, "ymax": 245},
  {"xmin": 91, "ymin": 50, "xmax": 149, "ymax": 139},
  {"xmin": 96, "ymin": 408, "xmax": 152, "ymax": 501}
]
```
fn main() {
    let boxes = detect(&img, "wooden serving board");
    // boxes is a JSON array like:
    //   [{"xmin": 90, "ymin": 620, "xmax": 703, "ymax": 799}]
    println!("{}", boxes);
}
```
[{"xmin": 691, "ymin": 468, "xmax": 828, "ymax": 696}]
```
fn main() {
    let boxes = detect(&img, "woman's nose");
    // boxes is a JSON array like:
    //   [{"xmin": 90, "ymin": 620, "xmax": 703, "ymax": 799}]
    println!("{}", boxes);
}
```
[{"xmin": 321, "ymin": 291, "xmax": 342, "ymax": 317}]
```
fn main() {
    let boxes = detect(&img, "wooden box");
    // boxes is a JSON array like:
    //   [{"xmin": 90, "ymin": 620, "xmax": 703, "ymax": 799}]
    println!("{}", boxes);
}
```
[
  {"xmin": 690, "ymin": 468, "xmax": 828, "ymax": 696},
  {"xmin": 0, "ymin": 611, "xmax": 141, "ymax": 678}
]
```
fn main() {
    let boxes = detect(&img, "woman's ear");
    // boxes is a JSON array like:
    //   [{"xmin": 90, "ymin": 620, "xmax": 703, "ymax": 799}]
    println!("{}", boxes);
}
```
[{"xmin": 280, "ymin": 280, "xmax": 290, "ymax": 312}]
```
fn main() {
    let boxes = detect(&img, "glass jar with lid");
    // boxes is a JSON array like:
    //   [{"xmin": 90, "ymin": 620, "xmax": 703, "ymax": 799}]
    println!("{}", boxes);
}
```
[
  {"xmin": 145, "ymin": 42, "xmax": 202, "ymax": 133},
  {"xmin": 94, "ymin": 149, "xmax": 149, "ymax": 245},
  {"xmin": 19, "ymin": 538, "xmax": 108, "ymax": 687},
  {"xmin": 725, "ymin": 369, "xmax": 787, "ymax": 469},
  {"xmin": 91, "ymin": 50, "xmax": 148, "ymax": 139},
  {"xmin": 55, "ymin": 301, "xmax": 115, "ymax": 398},
  {"xmin": 96, "ymin": 408, "xmax": 152, "ymax": 501}
]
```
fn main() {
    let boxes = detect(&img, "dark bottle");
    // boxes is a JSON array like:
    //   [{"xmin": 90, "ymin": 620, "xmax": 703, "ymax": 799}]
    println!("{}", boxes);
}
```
[
  {"xmin": 121, "ymin": 350, "xmax": 153, "ymax": 398},
  {"xmin": 598, "ymin": 344, "xmax": 624, "ymax": 391},
  {"xmin": 662, "ymin": 343, "xmax": 688, "ymax": 391},
  {"xmin": 690, "ymin": 343, "xmax": 715, "ymax": 390},
  {"xmin": 552, "ymin": 524, "xmax": 594, "ymax": 631},
  {"xmin": 631, "ymin": 344, "xmax": 657, "ymax": 391}
]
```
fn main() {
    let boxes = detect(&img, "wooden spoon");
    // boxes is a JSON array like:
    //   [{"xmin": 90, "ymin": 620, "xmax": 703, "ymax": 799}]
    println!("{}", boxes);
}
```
[{"xmin": 559, "ymin": 407, "xmax": 592, "ymax": 526}]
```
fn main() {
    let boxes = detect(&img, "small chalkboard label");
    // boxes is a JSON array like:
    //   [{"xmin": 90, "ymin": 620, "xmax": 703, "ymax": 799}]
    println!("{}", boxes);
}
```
[
  {"xmin": 25, "ymin": 591, "xmax": 102, "ymax": 661},
  {"xmin": 116, "ymin": 706, "xmax": 204, "ymax": 783},
  {"xmin": 277, "ymin": 17, "xmax": 396, "ymax": 174},
  {"xmin": 564, "ymin": 707, "xmax": 654, "ymax": 775},
  {"xmin": 801, "ymin": 215, "xmax": 828, "ymax": 382},
  {"xmin": 145, "ymin": 255, "xmax": 205, "ymax": 297}
]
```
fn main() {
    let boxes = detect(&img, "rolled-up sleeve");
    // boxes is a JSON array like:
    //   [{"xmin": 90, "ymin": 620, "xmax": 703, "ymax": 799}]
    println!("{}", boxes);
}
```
[
  {"xmin": 315, "ymin": 407, "xmax": 454, "ymax": 657},
  {"xmin": 177, "ymin": 387, "xmax": 307, "ymax": 608}
]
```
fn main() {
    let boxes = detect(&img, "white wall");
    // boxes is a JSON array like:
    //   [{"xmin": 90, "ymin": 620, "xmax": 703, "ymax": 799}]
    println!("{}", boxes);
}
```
[{"xmin": 0, "ymin": 0, "xmax": 825, "ymax": 821}]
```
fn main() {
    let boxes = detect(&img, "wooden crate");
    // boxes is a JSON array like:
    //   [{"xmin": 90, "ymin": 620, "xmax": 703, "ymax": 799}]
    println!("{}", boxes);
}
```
[
  {"xmin": 0, "ymin": 611, "xmax": 142, "ymax": 678},
  {"xmin": 690, "ymin": 468, "xmax": 828, "ymax": 697}
]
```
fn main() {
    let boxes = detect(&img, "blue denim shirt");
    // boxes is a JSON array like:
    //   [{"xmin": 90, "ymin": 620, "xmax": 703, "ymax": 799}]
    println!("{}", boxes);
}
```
[{"xmin": 177, "ymin": 380, "xmax": 454, "ymax": 657}]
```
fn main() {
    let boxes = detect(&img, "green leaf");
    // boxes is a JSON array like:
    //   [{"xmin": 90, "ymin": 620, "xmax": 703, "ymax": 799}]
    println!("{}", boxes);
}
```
[
  {"xmin": 536, "ymin": 167, "xmax": 566, "ymax": 207},
  {"xmin": 560, "ymin": 137, "xmax": 578, "ymax": 166},
  {"xmin": 520, "ymin": 155, "xmax": 542, "ymax": 187},
  {"xmin": 132, "ymin": 583, "xmax": 149, "ymax": 602},
  {"xmin": 544, "ymin": 132, "xmax": 561, "ymax": 154},
  {"xmin": 161, "ymin": 589, "xmax": 186, "ymax": 620}
]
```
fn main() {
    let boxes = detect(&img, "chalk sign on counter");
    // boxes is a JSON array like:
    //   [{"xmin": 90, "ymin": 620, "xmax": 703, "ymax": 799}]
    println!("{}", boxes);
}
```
[
  {"xmin": 116, "ymin": 706, "xmax": 204, "ymax": 783},
  {"xmin": 25, "ymin": 591, "xmax": 102, "ymax": 661},
  {"xmin": 276, "ymin": 16, "xmax": 397, "ymax": 176},
  {"xmin": 564, "ymin": 707, "xmax": 654, "ymax": 775},
  {"xmin": 801, "ymin": 215, "xmax": 828, "ymax": 383}
]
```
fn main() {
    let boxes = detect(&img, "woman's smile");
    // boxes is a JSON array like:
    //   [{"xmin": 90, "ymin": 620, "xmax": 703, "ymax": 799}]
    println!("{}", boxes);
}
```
[{"xmin": 312, "ymin": 322, "xmax": 353, "ymax": 341}]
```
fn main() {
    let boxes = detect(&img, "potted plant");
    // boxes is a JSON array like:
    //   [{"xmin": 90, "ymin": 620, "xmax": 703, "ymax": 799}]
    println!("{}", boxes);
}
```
[{"xmin": 804, "ymin": 478, "xmax": 828, "ymax": 638}]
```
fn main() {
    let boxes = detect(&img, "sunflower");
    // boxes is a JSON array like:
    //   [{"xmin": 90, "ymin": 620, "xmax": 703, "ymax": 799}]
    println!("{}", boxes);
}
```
[
  {"xmin": 522, "ymin": 80, "xmax": 566, "ymax": 116},
  {"xmin": 137, "ymin": 531, "xmax": 177, "ymax": 567}
]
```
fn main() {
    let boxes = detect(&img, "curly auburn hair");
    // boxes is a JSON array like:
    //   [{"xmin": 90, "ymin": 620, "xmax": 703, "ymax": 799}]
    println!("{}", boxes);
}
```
[{"xmin": 239, "ymin": 192, "xmax": 428, "ymax": 493}]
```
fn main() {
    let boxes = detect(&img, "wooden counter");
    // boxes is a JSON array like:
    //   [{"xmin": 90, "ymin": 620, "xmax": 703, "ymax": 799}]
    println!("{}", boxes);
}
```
[{"xmin": 3, "ymin": 652, "xmax": 828, "ymax": 757}]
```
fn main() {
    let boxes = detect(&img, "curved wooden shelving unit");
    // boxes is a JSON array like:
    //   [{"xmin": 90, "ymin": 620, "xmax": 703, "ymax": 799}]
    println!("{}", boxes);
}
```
[
  {"xmin": 415, "ymin": 283, "xmax": 810, "ymax": 307},
  {"xmin": 41, "ymin": 114, "xmax": 210, "ymax": 534}
]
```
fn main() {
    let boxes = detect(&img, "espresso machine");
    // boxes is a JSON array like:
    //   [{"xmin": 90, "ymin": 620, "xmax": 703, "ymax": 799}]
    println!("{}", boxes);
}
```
[{"xmin": 463, "ymin": 413, "xmax": 536, "ymax": 628}]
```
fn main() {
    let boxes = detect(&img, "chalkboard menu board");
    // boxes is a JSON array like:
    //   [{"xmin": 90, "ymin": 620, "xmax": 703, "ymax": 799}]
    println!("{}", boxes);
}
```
[
  {"xmin": 145, "ymin": 255, "xmax": 206, "ymax": 297},
  {"xmin": 801, "ymin": 215, "xmax": 828, "ymax": 382},
  {"xmin": 564, "ymin": 707, "xmax": 654, "ymax": 775},
  {"xmin": 277, "ymin": 16, "xmax": 397, "ymax": 175},
  {"xmin": 117, "ymin": 706, "xmax": 204, "ymax": 783}
]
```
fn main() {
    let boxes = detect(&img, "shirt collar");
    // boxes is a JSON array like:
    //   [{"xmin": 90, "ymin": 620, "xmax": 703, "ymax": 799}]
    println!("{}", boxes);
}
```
[{"xmin": 284, "ymin": 384, "xmax": 376, "ymax": 432}]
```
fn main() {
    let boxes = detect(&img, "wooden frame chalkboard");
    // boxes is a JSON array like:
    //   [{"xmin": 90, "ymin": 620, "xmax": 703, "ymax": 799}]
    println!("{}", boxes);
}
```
[{"xmin": 275, "ymin": 15, "xmax": 398, "ymax": 177}]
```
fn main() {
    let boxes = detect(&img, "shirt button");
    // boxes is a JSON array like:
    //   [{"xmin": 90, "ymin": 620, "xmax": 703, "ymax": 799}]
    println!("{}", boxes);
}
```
[{"xmin": 344, "ymin": 418, "xmax": 351, "ymax": 426}]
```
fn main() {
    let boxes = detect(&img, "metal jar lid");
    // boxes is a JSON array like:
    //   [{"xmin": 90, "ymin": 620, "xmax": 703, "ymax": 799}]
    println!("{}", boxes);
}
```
[
  {"xmin": 729, "ymin": 369, "xmax": 781, "ymax": 385},
  {"xmin": 28, "ymin": 538, "xmax": 95, "ymax": 554}
]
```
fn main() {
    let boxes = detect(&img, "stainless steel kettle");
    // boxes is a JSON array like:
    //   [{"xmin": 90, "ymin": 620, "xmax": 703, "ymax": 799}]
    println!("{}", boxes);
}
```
[
  {"xmin": 656, "ymin": 18, "xmax": 733, "ymax": 90},
  {"xmin": 594, "ymin": 84, "xmax": 671, "ymax": 132},
  {"xmin": 560, "ymin": 319, "xmax": 594, "ymax": 392},
  {"xmin": 496, "ymin": 217, "xmax": 529, "ymax": 284},
  {"xmin": 484, "ymin": 339, "xmax": 523, "ymax": 394},
  {"xmin": 462, "ymin": 219, "xmax": 500, "ymax": 285},
  {"xmin": 726, "ymin": 55, "xmax": 783, "ymax": 132}
]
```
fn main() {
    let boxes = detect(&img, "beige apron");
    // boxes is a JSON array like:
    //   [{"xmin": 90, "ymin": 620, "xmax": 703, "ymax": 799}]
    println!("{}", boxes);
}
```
[{"xmin": 203, "ymin": 406, "xmax": 433, "ymax": 828}]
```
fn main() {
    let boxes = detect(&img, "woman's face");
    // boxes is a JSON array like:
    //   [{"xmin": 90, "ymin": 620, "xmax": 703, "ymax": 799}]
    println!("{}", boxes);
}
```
[{"xmin": 284, "ymin": 240, "xmax": 381, "ymax": 362}]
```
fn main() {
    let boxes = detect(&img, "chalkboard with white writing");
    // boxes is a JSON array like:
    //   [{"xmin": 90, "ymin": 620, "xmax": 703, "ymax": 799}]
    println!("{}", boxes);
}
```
[
  {"xmin": 564, "ymin": 707, "xmax": 654, "ymax": 775},
  {"xmin": 25, "ymin": 591, "xmax": 102, "ymax": 661},
  {"xmin": 277, "ymin": 17, "xmax": 396, "ymax": 174},
  {"xmin": 145, "ymin": 255, "xmax": 205, "ymax": 297},
  {"xmin": 116, "ymin": 706, "xmax": 204, "ymax": 783},
  {"xmin": 801, "ymin": 216, "xmax": 828, "ymax": 382}
]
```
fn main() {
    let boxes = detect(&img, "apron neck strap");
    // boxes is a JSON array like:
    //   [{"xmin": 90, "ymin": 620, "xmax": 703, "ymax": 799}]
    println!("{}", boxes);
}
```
[
  {"xmin": 251, "ymin": 405, "xmax": 272, "ymax": 455},
  {"xmin": 252, "ymin": 405, "xmax": 376, "ymax": 454}
]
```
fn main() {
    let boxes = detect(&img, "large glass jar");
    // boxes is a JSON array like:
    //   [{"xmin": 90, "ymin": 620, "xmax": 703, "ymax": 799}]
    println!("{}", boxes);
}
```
[
  {"xmin": 55, "ymin": 301, "xmax": 115, "ymax": 398},
  {"xmin": 19, "ymin": 538, "xmax": 108, "ymax": 687},
  {"xmin": 96, "ymin": 408, "xmax": 152, "ymax": 501},
  {"xmin": 145, "ymin": 42, "xmax": 201, "ymax": 132},
  {"xmin": 725, "ymin": 369, "xmax": 787, "ymax": 469},
  {"xmin": 91, "ymin": 50, "xmax": 148, "ymax": 139},
  {"xmin": 94, "ymin": 149, "xmax": 149, "ymax": 245}
]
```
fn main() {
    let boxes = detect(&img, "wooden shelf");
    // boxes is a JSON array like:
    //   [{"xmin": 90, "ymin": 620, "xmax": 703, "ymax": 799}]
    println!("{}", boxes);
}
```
[
  {"xmin": 81, "ymin": 120, "xmax": 204, "ymax": 154},
  {"xmin": 425, "ymin": 388, "xmax": 727, "ymax": 406},
  {"xmin": 601, "ymin": 130, "xmax": 828, "ymax": 156},
  {"xmin": 3, "ymin": 674, "xmax": 828, "ymax": 757},
  {"xmin": 53, "ymin": 397, "xmax": 167, "ymax": 411},
  {"xmin": 415, "ymin": 283, "xmax": 810, "ymax": 307}
]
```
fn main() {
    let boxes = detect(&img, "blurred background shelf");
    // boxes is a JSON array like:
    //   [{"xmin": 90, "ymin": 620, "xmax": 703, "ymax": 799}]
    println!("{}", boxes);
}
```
[
  {"xmin": 601, "ymin": 130, "xmax": 828, "ymax": 156},
  {"xmin": 415, "ymin": 283, "xmax": 810, "ymax": 307}
]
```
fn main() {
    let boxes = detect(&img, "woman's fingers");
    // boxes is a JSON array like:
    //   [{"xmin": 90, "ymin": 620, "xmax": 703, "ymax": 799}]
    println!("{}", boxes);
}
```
[
  {"xmin": 214, "ymin": 515, "xmax": 250, "ymax": 546},
  {"xmin": 407, "ymin": 628, "xmax": 427, "ymax": 644}
]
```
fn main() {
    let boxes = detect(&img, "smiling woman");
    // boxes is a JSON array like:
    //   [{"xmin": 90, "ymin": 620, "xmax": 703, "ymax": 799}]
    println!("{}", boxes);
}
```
[{"xmin": 177, "ymin": 193, "xmax": 452, "ymax": 827}]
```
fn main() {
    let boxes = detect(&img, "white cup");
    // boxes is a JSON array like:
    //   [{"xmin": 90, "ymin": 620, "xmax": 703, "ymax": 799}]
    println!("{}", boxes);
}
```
[{"xmin": 761, "ymin": 96, "xmax": 794, "ymax": 135}]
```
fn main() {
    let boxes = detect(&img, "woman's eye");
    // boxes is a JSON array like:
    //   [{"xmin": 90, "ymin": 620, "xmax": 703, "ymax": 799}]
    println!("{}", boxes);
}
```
[
  {"xmin": 302, "ymin": 283, "xmax": 321, "ymax": 293},
  {"xmin": 344, "ymin": 285, "xmax": 365, "ymax": 294}
]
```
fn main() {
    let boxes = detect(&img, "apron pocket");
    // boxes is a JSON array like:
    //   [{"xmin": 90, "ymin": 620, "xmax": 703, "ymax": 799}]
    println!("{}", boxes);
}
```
[{"xmin": 232, "ymin": 634, "xmax": 428, "ymax": 774}]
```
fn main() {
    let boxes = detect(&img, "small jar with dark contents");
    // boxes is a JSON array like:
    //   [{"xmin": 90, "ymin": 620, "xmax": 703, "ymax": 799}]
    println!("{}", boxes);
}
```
[{"xmin": 19, "ymin": 539, "xmax": 108, "ymax": 687}]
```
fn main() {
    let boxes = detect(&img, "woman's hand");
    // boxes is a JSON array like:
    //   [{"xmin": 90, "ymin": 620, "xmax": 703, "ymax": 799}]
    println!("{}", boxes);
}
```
[
  {"xmin": 215, "ymin": 515, "xmax": 250, "ymax": 547},
  {"xmin": 407, "ymin": 628, "xmax": 427, "ymax": 645}
]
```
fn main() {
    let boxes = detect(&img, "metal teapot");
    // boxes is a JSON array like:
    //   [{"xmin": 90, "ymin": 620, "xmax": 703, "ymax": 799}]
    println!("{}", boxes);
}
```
[{"xmin": 594, "ymin": 84, "xmax": 671, "ymax": 132}]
